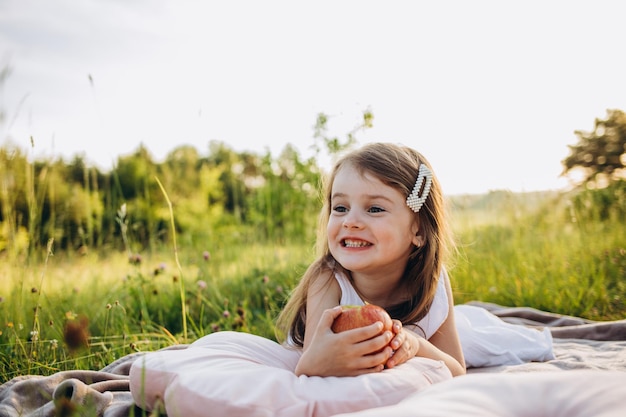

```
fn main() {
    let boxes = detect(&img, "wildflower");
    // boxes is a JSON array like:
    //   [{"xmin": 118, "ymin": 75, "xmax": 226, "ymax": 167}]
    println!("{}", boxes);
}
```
[
  {"xmin": 129, "ymin": 253, "xmax": 142, "ymax": 265},
  {"xmin": 7, "ymin": 322, "xmax": 13, "ymax": 328},
  {"xmin": 63, "ymin": 316, "xmax": 90, "ymax": 352},
  {"xmin": 232, "ymin": 316, "xmax": 244, "ymax": 329},
  {"xmin": 211, "ymin": 324, "xmax": 220, "ymax": 332},
  {"xmin": 31, "ymin": 287, "xmax": 38, "ymax": 293},
  {"xmin": 237, "ymin": 306, "xmax": 245, "ymax": 318},
  {"xmin": 106, "ymin": 303, "xmax": 112, "ymax": 310},
  {"xmin": 262, "ymin": 275, "xmax": 269, "ymax": 284},
  {"xmin": 50, "ymin": 339, "xmax": 58, "ymax": 349},
  {"xmin": 222, "ymin": 310, "xmax": 231, "ymax": 318},
  {"xmin": 29, "ymin": 330, "xmax": 39, "ymax": 342},
  {"xmin": 275, "ymin": 285, "xmax": 283, "ymax": 294},
  {"xmin": 197, "ymin": 280, "xmax": 207, "ymax": 290},
  {"xmin": 203, "ymin": 251, "xmax": 211, "ymax": 261},
  {"xmin": 154, "ymin": 263, "xmax": 166, "ymax": 276}
]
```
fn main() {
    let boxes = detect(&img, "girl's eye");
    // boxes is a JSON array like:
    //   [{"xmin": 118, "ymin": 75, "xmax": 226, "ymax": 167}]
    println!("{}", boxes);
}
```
[
  {"xmin": 333, "ymin": 205, "xmax": 348, "ymax": 213},
  {"xmin": 368, "ymin": 206, "xmax": 385, "ymax": 213}
]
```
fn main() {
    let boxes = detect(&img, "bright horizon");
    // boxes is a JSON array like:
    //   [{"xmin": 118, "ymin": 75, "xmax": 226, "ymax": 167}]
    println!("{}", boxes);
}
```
[{"xmin": 2, "ymin": 1, "xmax": 626, "ymax": 195}]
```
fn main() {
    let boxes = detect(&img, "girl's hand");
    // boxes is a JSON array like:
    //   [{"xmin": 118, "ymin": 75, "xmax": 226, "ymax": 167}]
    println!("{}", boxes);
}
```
[
  {"xmin": 385, "ymin": 320, "xmax": 421, "ymax": 369},
  {"xmin": 295, "ymin": 306, "xmax": 394, "ymax": 377}
]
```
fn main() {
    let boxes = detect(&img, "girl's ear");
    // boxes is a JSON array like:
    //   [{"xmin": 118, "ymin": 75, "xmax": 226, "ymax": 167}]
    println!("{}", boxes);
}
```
[
  {"xmin": 412, "ymin": 233, "xmax": 424, "ymax": 248},
  {"xmin": 411, "ymin": 222, "xmax": 424, "ymax": 247}
]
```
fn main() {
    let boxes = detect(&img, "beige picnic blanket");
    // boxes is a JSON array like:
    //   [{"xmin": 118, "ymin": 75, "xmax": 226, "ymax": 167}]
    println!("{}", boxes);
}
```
[{"xmin": 1, "ymin": 302, "xmax": 625, "ymax": 417}]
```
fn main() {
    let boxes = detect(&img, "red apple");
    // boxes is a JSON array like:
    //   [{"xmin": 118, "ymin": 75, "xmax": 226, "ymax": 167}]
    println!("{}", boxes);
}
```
[{"xmin": 331, "ymin": 304, "xmax": 393, "ymax": 334}]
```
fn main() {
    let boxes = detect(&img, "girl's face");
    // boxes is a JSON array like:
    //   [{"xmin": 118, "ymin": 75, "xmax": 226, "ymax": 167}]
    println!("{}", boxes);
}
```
[{"xmin": 327, "ymin": 164, "xmax": 422, "ymax": 277}]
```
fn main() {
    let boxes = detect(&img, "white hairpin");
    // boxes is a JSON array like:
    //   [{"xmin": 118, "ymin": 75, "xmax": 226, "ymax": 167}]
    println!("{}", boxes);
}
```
[{"xmin": 406, "ymin": 164, "xmax": 432, "ymax": 213}]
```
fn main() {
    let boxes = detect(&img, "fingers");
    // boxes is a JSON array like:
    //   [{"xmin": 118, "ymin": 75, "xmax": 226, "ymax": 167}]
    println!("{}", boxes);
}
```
[
  {"xmin": 385, "ymin": 331, "xmax": 421, "ymax": 369},
  {"xmin": 348, "ymin": 345, "xmax": 393, "ymax": 375},
  {"xmin": 317, "ymin": 307, "xmax": 398, "ymax": 375},
  {"xmin": 392, "ymin": 319, "xmax": 402, "ymax": 334},
  {"xmin": 389, "ymin": 331, "xmax": 404, "ymax": 351},
  {"xmin": 339, "ymin": 321, "xmax": 386, "ymax": 342}
]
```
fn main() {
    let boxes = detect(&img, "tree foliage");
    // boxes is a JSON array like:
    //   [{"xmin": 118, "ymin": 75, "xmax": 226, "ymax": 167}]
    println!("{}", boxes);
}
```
[
  {"xmin": 0, "ymin": 111, "xmax": 373, "ymax": 259},
  {"xmin": 562, "ymin": 109, "xmax": 626, "ymax": 188}
]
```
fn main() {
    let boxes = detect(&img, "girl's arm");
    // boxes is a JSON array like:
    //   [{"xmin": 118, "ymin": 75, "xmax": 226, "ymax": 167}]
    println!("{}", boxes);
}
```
[
  {"xmin": 294, "ymin": 272, "xmax": 394, "ymax": 377},
  {"xmin": 386, "ymin": 274, "xmax": 467, "ymax": 376}
]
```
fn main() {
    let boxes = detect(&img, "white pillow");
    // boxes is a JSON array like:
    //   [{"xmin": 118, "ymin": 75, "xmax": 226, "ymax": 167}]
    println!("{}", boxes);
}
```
[
  {"xmin": 331, "ymin": 370, "xmax": 626, "ymax": 417},
  {"xmin": 129, "ymin": 331, "xmax": 452, "ymax": 417}
]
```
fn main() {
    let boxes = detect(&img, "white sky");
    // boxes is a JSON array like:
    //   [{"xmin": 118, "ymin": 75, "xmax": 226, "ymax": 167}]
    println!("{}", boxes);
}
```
[{"xmin": 1, "ymin": 0, "xmax": 626, "ymax": 195}]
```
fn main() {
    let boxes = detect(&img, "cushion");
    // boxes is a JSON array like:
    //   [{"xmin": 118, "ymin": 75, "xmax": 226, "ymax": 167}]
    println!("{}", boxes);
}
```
[
  {"xmin": 129, "ymin": 331, "xmax": 452, "ymax": 417},
  {"xmin": 330, "ymin": 370, "xmax": 626, "ymax": 417}
]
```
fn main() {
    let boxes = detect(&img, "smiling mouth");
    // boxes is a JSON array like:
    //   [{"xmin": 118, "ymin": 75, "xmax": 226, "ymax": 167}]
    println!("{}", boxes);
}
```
[{"xmin": 342, "ymin": 239, "xmax": 372, "ymax": 248}]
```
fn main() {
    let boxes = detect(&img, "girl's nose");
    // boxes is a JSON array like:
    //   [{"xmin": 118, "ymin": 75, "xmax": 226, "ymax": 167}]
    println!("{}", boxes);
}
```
[{"xmin": 342, "ymin": 211, "xmax": 363, "ymax": 229}]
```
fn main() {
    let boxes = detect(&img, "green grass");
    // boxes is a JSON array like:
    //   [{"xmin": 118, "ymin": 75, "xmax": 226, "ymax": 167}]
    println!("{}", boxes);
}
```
[
  {"xmin": 452, "ymin": 218, "xmax": 625, "ymax": 319},
  {"xmin": 1, "ymin": 190, "xmax": 625, "ymax": 382},
  {"xmin": 450, "ymin": 191, "xmax": 626, "ymax": 319},
  {"xmin": 0, "ymin": 242, "xmax": 314, "ymax": 381}
]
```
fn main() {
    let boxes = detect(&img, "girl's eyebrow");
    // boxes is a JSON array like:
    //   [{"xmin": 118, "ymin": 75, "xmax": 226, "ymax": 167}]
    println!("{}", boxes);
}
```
[{"xmin": 331, "ymin": 192, "xmax": 394, "ymax": 203}]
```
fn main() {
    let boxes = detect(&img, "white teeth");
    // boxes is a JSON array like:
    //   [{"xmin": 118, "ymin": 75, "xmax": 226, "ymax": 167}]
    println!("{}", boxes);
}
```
[{"xmin": 343, "ymin": 239, "xmax": 370, "ymax": 248}]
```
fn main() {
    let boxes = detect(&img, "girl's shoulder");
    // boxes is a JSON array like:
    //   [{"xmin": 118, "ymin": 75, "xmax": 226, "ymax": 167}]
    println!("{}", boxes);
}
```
[{"xmin": 308, "ymin": 261, "xmax": 341, "ymax": 296}]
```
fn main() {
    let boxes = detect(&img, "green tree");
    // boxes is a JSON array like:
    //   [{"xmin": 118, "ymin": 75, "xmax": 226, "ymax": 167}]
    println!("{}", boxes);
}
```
[
  {"xmin": 562, "ymin": 109, "xmax": 626, "ymax": 188},
  {"xmin": 159, "ymin": 144, "xmax": 226, "ymax": 240},
  {"xmin": 0, "ymin": 143, "xmax": 29, "ymax": 257},
  {"xmin": 205, "ymin": 141, "xmax": 247, "ymax": 220},
  {"xmin": 113, "ymin": 144, "xmax": 162, "ymax": 250},
  {"xmin": 311, "ymin": 108, "xmax": 374, "ymax": 160},
  {"xmin": 247, "ymin": 144, "xmax": 321, "ymax": 242}
]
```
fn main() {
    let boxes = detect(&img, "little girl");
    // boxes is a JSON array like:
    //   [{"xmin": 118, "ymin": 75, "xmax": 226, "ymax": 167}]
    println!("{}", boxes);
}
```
[
  {"xmin": 130, "ymin": 142, "xmax": 465, "ymax": 416},
  {"xmin": 276, "ymin": 142, "xmax": 466, "ymax": 377}
]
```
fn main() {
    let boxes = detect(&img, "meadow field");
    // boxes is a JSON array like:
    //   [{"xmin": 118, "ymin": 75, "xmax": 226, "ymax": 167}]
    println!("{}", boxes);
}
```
[{"xmin": 1, "ymin": 186, "xmax": 625, "ymax": 382}]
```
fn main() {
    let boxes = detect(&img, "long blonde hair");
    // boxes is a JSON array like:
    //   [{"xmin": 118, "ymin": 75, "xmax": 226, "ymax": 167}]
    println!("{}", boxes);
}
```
[{"xmin": 275, "ymin": 142, "xmax": 454, "ymax": 346}]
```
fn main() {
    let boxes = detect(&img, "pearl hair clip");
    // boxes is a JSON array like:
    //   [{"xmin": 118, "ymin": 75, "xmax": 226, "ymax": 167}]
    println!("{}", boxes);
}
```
[{"xmin": 406, "ymin": 164, "xmax": 432, "ymax": 213}]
